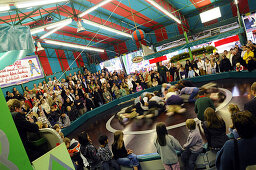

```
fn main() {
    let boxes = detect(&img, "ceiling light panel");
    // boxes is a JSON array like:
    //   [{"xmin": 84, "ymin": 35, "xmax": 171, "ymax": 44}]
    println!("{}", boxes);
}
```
[{"xmin": 200, "ymin": 7, "xmax": 221, "ymax": 23}]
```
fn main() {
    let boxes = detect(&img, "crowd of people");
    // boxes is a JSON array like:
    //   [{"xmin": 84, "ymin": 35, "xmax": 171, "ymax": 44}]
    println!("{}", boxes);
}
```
[{"xmin": 5, "ymin": 40, "xmax": 256, "ymax": 169}]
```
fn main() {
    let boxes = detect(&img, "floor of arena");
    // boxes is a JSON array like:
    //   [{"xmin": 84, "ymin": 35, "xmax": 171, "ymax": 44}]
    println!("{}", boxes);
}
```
[{"xmin": 67, "ymin": 78, "xmax": 256, "ymax": 155}]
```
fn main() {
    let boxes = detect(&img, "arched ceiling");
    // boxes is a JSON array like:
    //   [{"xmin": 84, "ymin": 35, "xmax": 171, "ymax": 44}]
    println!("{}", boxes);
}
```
[{"xmin": 0, "ymin": 0, "xmax": 256, "ymax": 60}]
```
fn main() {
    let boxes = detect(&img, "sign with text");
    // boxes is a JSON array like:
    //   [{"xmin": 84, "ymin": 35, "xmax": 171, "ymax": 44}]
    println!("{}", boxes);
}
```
[{"xmin": 0, "ymin": 55, "xmax": 44, "ymax": 88}]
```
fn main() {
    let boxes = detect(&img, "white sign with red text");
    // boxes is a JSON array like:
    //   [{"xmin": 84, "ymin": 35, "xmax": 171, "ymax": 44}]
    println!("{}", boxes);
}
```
[{"xmin": 0, "ymin": 55, "xmax": 44, "ymax": 88}]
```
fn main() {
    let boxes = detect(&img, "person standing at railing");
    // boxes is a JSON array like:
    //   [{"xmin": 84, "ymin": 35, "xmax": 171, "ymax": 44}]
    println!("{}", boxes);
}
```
[{"xmin": 197, "ymin": 58, "xmax": 206, "ymax": 75}]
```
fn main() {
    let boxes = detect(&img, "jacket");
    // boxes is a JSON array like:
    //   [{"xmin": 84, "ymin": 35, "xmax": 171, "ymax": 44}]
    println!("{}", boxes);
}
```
[
  {"xmin": 216, "ymin": 136, "xmax": 256, "ymax": 170},
  {"xmin": 202, "ymin": 121, "xmax": 228, "ymax": 149},
  {"xmin": 195, "ymin": 97, "xmax": 215, "ymax": 121},
  {"xmin": 154, "ymin": 135, "xmax": 183, "ymax": 164},
  {"xmin": 244, "ymin": 97, "xmax": 256, "ymax": 117},
  {"xmin": 183, "ymin": 129, "xmax": 203, "ymax": 153}
]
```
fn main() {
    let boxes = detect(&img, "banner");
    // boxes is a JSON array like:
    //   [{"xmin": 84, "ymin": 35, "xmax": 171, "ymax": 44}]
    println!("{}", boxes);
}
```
[{"xmin": 0, "ymin": 55, "xmax": 44, "ymax": 88}]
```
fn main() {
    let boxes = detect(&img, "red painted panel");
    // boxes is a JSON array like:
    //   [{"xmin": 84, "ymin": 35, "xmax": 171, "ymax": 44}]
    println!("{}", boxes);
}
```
[
  {"xmin": 35, "ymin": 49, "xmax": 53, "ymax": 75},
  {"xmin": 73, "ymin": 51, "xmax": 85, "ymax": 67},
  {"xmin": 214, "ymin": 35, "xmax": 240, "ymax": 47},
  {"xmin": 154, "ymin": 27, "xmax": 168, "ymax": 42},
  {"xmin": 100, "ymin": 51, "xmax": 108, "ymax": 61},
  {"xmin": 55, "ymin": 49, "xmax": 70, "ymax": 71},
  {"xmin": 149, "ymin": 55, "xmax": 167, "ymax": 64},
  {"xmin": 231, "ymin": 0, "xmax": 250, "ymax": 16},
  {"xmin": 114, "ymin": 41, "xmax": 128, "ymax": 55},
  {"xmin": 189, "ymin": 0, "xmax": 211, "ymax": 8}
]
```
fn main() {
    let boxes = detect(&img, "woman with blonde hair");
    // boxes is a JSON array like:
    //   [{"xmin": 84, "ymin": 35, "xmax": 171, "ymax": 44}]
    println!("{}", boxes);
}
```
[
  {"xmin": 202, "ymin": 107, "xmax": 228, "ymax": 151},
  {"xmin": 154, "ymin": 122, "xmax": 183, "ymax": 170},
  {"xmin": 228, "ymin": 104, "xmax": 240, "ymax": 139},
  {"xmin": 112, "ymin": 131, "xmax": 140, "ymax": 170}
]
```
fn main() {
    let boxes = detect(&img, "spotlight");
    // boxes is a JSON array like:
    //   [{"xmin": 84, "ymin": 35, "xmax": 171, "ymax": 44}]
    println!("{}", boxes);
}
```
[{"xmin": 77, "ymin": 20, "xmax": 86, "ymax": 33}]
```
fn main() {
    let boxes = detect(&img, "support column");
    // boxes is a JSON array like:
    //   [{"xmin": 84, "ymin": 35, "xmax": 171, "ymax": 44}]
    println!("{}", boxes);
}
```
[
  {"xmin": 184, "ymin": 31, "xmax": 193, "ymax": 60},
  {"xmin": 119, "ymin": 55, "xmax": 127, "ymax": 75},
  {"xmin": 235, "ymin": 2, "xmax": 247, "ymax": 45}
]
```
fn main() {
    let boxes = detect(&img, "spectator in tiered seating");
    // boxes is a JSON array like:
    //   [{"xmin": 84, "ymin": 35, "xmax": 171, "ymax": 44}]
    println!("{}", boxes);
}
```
[
  {"xmin": 59, "ymin": 113, "xmax": 70, "ymax": 128},
  {"xmin": 244, "ymin": 82, "xmax": 256, "ymax": 116},
  {"xmin": 216, "ymin": 110, "xmax": 256, "ymax": 170},
  {"xmin": 181, "ymin": 119, "xmax": 203, "ymax": 170},
  {"xmin": 79, "ymin": 131, "xmax": 102, "ymax": 170},
  {"xmin": 112, "ymin": 130, "xmax": 140, "ymax": 170},
  {"xmin": 194, "ymin": 90, "xmax": 215, "ymax": 121},
  {"xmin": 9, "ymin": 99, "xmax": 40, "ymax": 161},
  {"xmin": 98, "ymin": 135, "xmax": 120, "ymax": 170},
  {"xmin": 202, "ymin": 107, "xmax": 228, "ymax": 151},
  {"xmin": 154, "ymin": 122, "xmax": 183, "ymax": 170}
]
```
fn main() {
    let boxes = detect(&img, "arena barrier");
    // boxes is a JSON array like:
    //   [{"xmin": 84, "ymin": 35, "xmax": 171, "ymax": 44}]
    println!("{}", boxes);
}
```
[{"xmin": 62, "ymin": 70, "xmax": 256, "ymax": 136}]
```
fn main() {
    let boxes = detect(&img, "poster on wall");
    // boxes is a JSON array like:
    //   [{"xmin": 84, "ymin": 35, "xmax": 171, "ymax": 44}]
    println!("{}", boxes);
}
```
[
  {"xmin": 0, "ymin": 55, "xmax": 44, "ymax": 88},
  {"xmin": 243, "ymin": 12, "xmax": 256, "ymax": 43}
]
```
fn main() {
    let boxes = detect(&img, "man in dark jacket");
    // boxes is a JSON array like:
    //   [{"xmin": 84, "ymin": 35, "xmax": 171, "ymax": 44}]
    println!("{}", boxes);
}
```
[
  {"xmin": 232, "ymin": 48, "xmax": 242, "ymax": 69},
  {"xmin": 157, "ymin": 62, "xmax": 168, "ymax": 84},
  {"xmin": 220, "ymin": 55, "xmax": 232, "ymax": 72},
  {"xmin": 244, "ymin": 82, "xmax": 256, "ymax": 117},
  {"xmin": 11, "ymin": 99, "xmax": 40, "ymax": 161}
]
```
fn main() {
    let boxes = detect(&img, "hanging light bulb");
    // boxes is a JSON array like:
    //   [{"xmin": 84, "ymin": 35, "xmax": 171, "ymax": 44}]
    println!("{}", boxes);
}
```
[
  {"xmin": 36, "ymin": 41, "xmax": 44, "ymax": 51},
  {"xmin": 77, "ymin": 20, "xmax": 86, "ymax": 33}
]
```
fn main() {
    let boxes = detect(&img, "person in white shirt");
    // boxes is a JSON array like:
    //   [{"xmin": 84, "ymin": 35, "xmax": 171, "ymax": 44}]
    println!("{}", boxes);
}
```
[
  {"xmin": 205, "ymin": 58, "xmax": 212, "ymax": 75},
  {"xmin": 100, "ymin": 76, "xmax": 106, "ymax": 84},
  {"xmin": 197, "ymin": 58, "xmax": 206, "ymax": 75}
]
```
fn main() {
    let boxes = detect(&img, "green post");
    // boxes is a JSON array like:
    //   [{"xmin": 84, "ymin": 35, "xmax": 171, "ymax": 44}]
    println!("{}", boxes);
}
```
[
  {"xmin": 184, "ymin": 31, "xmax": 193, "ymax": 60},
  {"xmin": 235, "ymin": 2, "xmax": 247, "ymax": 45},
  {"xmin": 0, "ymin": 87, "xmax": 33, "ymax": 170}
]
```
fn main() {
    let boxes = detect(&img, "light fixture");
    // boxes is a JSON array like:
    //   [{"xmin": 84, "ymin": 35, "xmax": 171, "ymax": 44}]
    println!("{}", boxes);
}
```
[
  {"xmin": 31, "ymin": 28, "xmax": 44, "ymax": 35},
  {"xmin": 30, "ymin": 18, "xmax": 72, "ymax": 35},
  {"xmin": 145, "ymin": 0, "xmax": 181, "ymax": 24},
  {"xmin": 77, "ymin": 20, "xmax": 86, "ymax": 33},
  {"xmin": 36, "ymin": 42, "xmax": 44, "ymax": 51},
  {"xmin": 44, "ymin": 40, "xmax": 104, "ymax": 53},
  {"xmin": 15, "ymin": 0, "xmax": 68, "ymax": 9},
  {"xmin": 78, "ymin": 0, "xmax": 113, "ymax": 18},
  {"xmin": 234, "ymin": 0, "xmax": 238, "ymax": 4},
  {"xmin": 40, "ymin": 24, "xmax": 67, "ymax": 39},
  {"xmin": 200, "ymin": 7, "xmax": 221, "ymax": 23},
  {"xmin": 0, "ymin": 4, "xmax": 10, "ymax": 12},
  {"xmin": 82, "ymin": 19, "xmax": 132, "ymax": 38},
  {"xmin": 46, "ymin": 18, "xmax": 72, "ymax": 30}
]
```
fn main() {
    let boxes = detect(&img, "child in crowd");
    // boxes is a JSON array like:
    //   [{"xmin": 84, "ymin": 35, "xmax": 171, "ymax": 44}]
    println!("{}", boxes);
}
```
[
  {"xmin": 181, "ymin": 119, "xmax": 203, "ymax": 170},
  {"xmin": 154, "ymin": 122, "xmax": 183, "ymax": 170},
  {"xmin": 98, "ymin": 135, "xmax": 120, "ymax": 170},
  {"xmin": 228, "ymin": 104, "xmax": 240, "ymax": 139},
  {"xmin": 193, "ymin": 67, "xmax": 200, "ymax": 76},
  {"xmin": 64, "ymin": 137, "xmax": 84, "ymax": 170},
  {"xmin": 112, "ymin": 131, "xmax": 140, "ymax": 170},
  {"xmin": 59, "ymin": 113, "xmax": 71, "ymax": 128},
  {"xmin": 188, "ymin": 67, "xmax": 195, "ymax": 78},
  {"xmin": 235, "ymin": 63, "xmax": 244, "ymax": 72},
  {"xmin": 136, "ymin": 83, "xmax": 143, "ymax": 92},
  {"xmin": 152, "ymin": 78, "xmax": 158, "ymax": 87}
]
